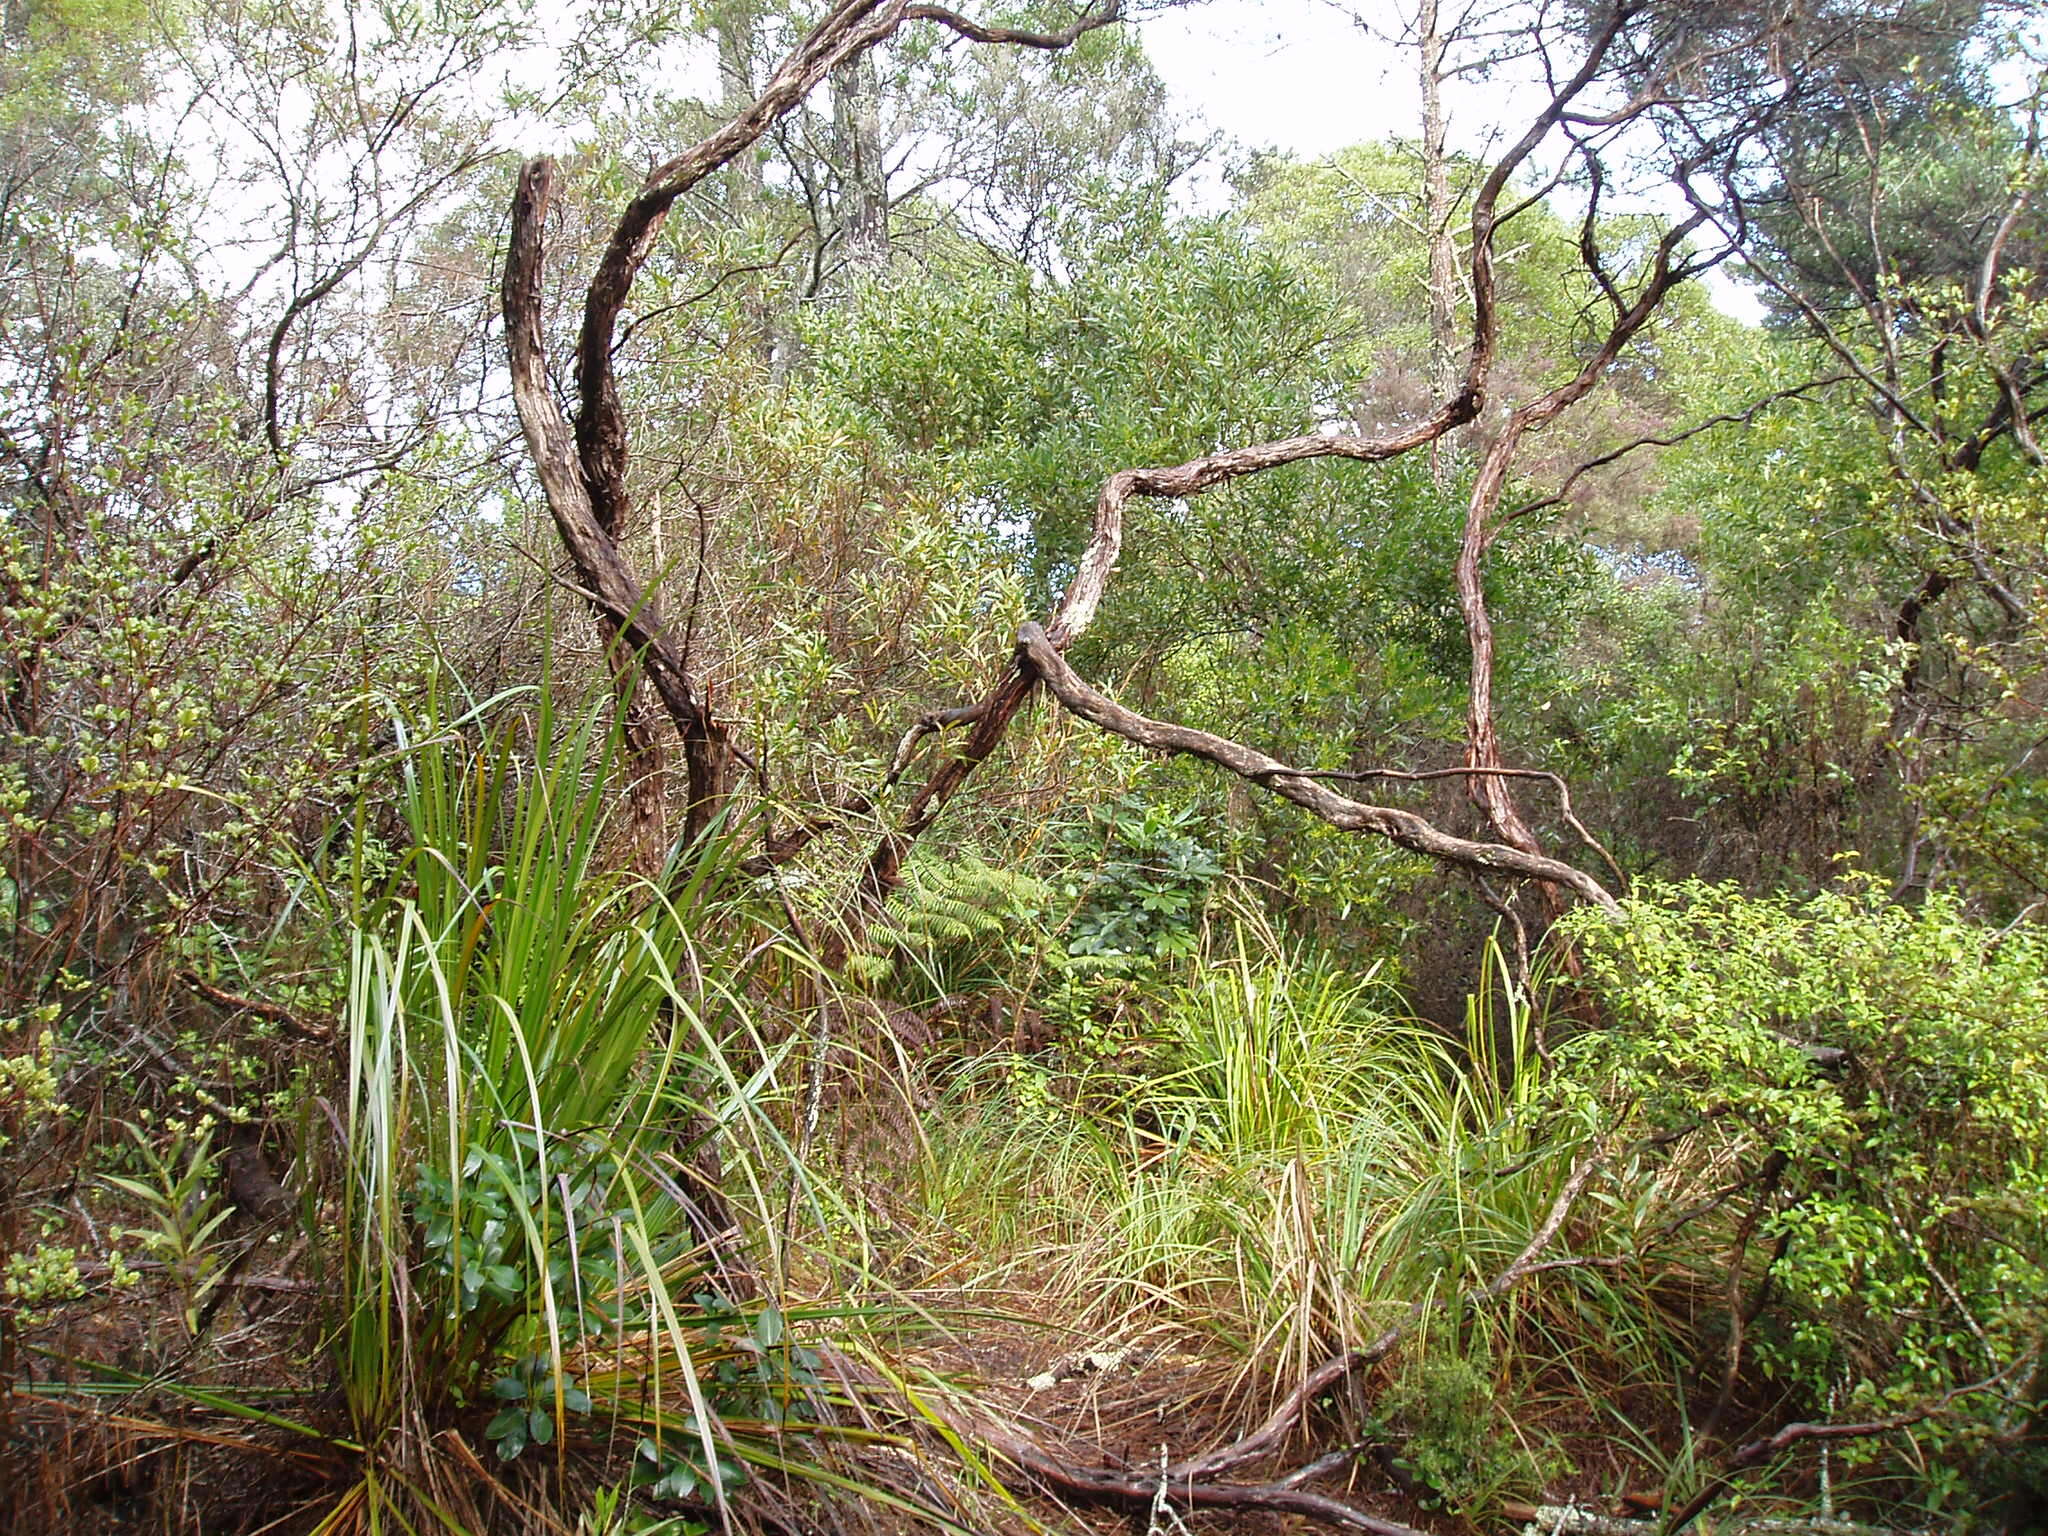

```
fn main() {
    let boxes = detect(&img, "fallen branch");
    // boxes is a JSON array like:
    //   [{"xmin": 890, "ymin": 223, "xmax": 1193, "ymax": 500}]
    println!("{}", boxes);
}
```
[
  {"xmin": 1508, "ymin": 1505, "xmax": 1905, "ymax": 1536},
  {"xmin": 1662, "ymin": 1369, "xmax": 2021, "ymax": 1536},
  {"xmin": 969, "ymin": 1414, "xmax": 1430, "ymax": 1536}
]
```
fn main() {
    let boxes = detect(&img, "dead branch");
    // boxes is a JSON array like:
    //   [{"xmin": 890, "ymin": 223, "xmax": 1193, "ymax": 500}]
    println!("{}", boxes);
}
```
[
  {"xmin": 1662, "ymin": 1369, "xmax": 2021, "ymax": 1536},
  {"xmin": 966, "ymin": 1413, "xmax": 1431, "ymax": 1536},
  {"xmin": 826, "ymin": 1348, "xmax": 1429, "ymax": 1536},
  {"xmin": 1017, "ymin": 623, "xmax": 1621, "ymax": 911},
  {"xmin": 856, "ymin": 4, "xmax": 1650, "ymax": 913},
  {"xmin": 177, "ymin": 970, "xmax": 329, "ymax": 1041}
]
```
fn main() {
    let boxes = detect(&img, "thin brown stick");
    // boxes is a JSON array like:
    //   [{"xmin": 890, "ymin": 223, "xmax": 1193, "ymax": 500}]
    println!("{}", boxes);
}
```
[
  {"xmin": 1500, "ymin": 375, "xmax": 1855, "ymax": 526},
  {"xmin": 1662, "ymin": 1370, "xmax": 2019, "ymax": 1536},
  {"xmin": 177, "ymin": 971, "xmax": 328, "ymax": 1041}
]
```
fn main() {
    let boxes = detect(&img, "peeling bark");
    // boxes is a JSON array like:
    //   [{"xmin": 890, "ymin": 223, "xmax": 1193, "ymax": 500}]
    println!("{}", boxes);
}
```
[
  {"xmin": 1018, "ymin": 624, "xmax": 1620, "ymax": 911},
  {"xmin": 502, "ymin": 159, "xmax": 732, "ymax": 846},
  {"xmin": 861, "ymin": 7, "xmax": 1647, "ymax": 913},
  {"xmin": 503, "ymin": 1, "xmax": 1126, "ymax": 853}
]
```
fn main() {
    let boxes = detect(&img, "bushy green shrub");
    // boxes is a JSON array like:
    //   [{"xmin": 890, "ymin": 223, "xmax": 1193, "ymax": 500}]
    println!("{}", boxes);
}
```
[
  {"xmin": 1562, "ymin": 880, "xmax": 2048, "ymax": 1501},
  {"xmin": 1376, "ymin": 1348, "xmax": 1555, "ymax": 1514}
]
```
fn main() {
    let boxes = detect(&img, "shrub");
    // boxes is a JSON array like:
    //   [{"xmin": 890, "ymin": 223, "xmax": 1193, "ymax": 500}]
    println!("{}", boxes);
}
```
[{"xmin": 1562, "ymin": 879, "xmax": 2048, "ymax": 1505}]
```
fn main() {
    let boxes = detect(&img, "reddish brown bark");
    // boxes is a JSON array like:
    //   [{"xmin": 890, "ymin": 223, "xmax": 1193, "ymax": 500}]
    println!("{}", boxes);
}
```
[
  {"xmin": 860, "ymin": 6, "xmax": 1649, "ymax": 913},
  {"xmin": 505, "ymin": 2, "xmax": 1126, "ymax": 852}
]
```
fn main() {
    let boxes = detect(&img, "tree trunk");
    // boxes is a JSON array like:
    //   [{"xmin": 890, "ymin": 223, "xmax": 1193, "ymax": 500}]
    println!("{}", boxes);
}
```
[
  {"xmin": 833, "ymin": 50, "xmax": 889, "ymax": 267},
  {"xmin": 1417, "ymin": 0, "xmax": 1461, "ymax": 408}
]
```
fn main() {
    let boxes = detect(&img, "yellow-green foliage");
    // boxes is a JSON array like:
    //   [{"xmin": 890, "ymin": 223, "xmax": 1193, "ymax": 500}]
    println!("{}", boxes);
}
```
[
  {"xmin": 0, "ymin": 1017, "xmax": 58, "ymax": 1155},
  {"xmin": 1563, "ymin": 880, "xmax": 2048, "ymax": 1483},
  {"xmin": 851, "ymin": 855, "xmax": 1053, "ymax": 991}
]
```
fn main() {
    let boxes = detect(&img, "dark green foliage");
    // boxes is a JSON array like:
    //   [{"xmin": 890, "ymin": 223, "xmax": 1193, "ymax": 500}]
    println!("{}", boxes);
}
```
[
  {"xmin": 485, "ymin": 1356, "xmax": 593, "ymax": 1462},
  {"xmin": 1376, "ymin": 1350, "xmax": 1554, "ymax": 1515},
  {"xmin": 1056, "ymin": 796, "xmax": 1222, "ymax": 966}
]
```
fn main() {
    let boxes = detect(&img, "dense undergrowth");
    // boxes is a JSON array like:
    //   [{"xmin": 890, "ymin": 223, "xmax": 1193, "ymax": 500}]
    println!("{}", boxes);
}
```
[
  {"xmin": 5, "ymin": 688, "xmax": 2043, "ymax": 1535},
  {"xmin": 6, "ymin": 1, "xmax": 2046, "ymax": 1528}
]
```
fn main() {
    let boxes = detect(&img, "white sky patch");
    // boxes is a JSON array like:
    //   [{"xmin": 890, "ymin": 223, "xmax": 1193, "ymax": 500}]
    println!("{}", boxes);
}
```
[
  {"xmin": 1144, "ymin": 0, "xmax": 1423, "ymax": 157},
  {"xmin": 1141, "ymin": 0, "xmax": 1769, "ymax": 323}
]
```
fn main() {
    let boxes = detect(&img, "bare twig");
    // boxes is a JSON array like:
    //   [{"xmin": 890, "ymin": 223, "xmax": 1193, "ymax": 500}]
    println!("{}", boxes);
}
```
[
  {"xmin": 178, "ymin": 970, "xmax": 329, "ymax": 1042},
  {"xmin": 1662, "ymin": 1370, "xmax": 2021, "ymax": 1536},
  {"xmin": 1500, "ymin": 375, "xmax": 1854, "ymax": 526}
]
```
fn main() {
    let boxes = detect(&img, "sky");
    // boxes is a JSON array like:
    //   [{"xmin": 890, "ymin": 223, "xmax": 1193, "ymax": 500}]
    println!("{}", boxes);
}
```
[
  {"xmin": 1143, "ymin": 0, "xmax": 1430, "ymax": 157},
  {"xmin": 1134, "ymin": 0, "xmax": 1771, "ymax": 322}
]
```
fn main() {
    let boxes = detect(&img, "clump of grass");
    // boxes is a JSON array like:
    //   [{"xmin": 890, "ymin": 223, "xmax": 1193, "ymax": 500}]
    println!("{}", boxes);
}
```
[
  {"xmin": 877, "ymin": 923, "xmax": 1701, "ymax": 1504},
  {"xmin": 309, "ymin": 688, "xmax": 1006, "ymax": 1534},
  {"xmin": 19, "ymin": 685, "xmax": 995, "ymax": 1536}
]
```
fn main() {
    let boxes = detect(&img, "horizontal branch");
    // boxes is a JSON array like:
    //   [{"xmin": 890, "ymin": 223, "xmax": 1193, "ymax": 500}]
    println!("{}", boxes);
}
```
[
  {"xmin": 1256, "ymin": 764, "xmax": 1628, "ymax": 893},
  {"xmin": 1017, "ymin": 624, "xmax": 1621, "ymax": 912},
  {"xmin": 905, "ymin": 1, "xmax": 1124, "ymax": 49},
  {"xmin": 178, "ymin": 971, "xmax": 328, "ymax": 1042},
  {"xmin": 967, "ymin": 1418, "xmax": 1430, "ymax": 1536},
  {"xmin": 1662, "ymin": 1368, "xmax": 2020, "ymax": 1536},
  {"xmin": 1051, "ymin": 407, "xmax": 1481, "ymax": 646}
]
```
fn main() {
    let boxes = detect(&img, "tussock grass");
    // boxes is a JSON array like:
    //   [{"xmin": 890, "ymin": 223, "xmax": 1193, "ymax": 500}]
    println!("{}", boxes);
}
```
[
  {"xmin": 5, "ymin": 688, "xmax": 1014, "ymax": 1536},
  {"xmin": 12, "ymin": 693, "xmax": 1744, "ymax": 1533},
  {"xmin": 864, "ymin": 926, "xmax": 1706, "ymax": 1511}
]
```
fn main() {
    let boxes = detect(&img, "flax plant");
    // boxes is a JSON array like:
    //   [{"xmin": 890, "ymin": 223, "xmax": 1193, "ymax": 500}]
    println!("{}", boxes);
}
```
[{"xmin": 307, "ymin": 687, "xmax": 838, "ymax": 1532}]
